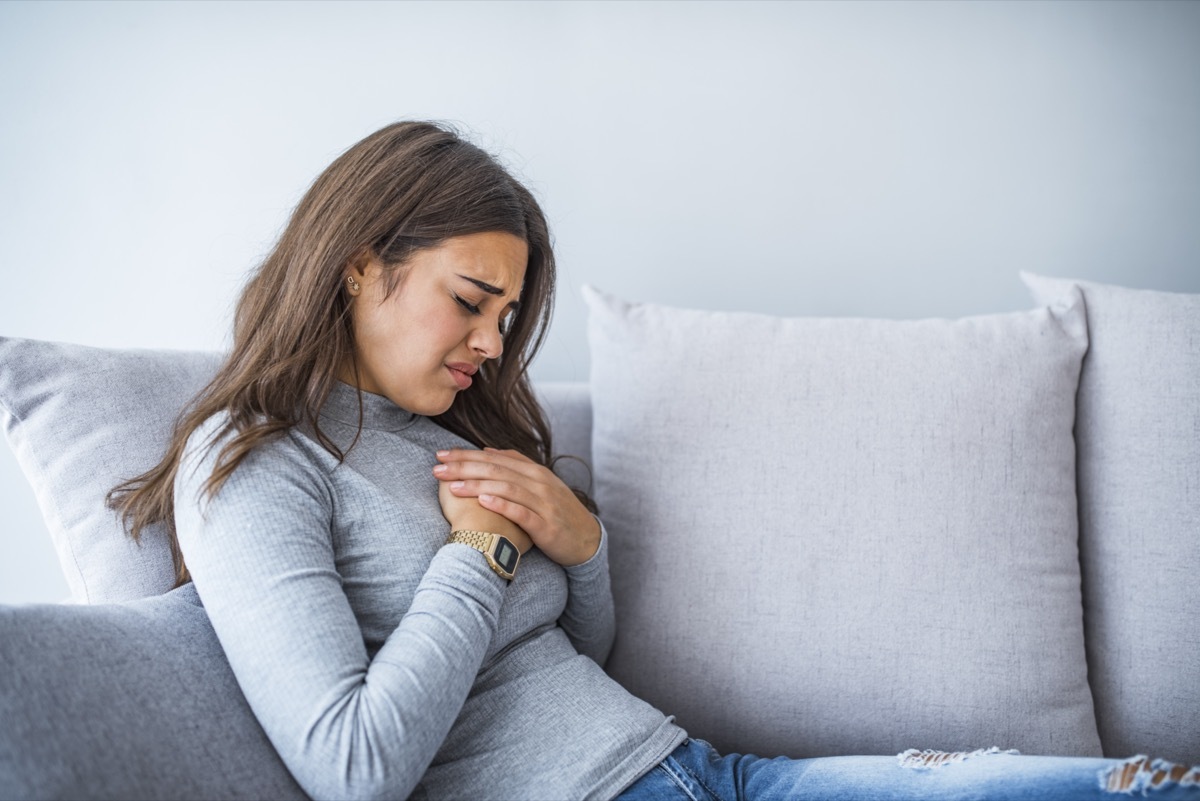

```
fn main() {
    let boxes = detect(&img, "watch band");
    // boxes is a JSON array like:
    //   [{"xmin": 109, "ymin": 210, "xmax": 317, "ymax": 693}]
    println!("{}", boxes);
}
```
[{"xmin": 447, "ymin": 529, "xmax": 521, "ymax": 581}]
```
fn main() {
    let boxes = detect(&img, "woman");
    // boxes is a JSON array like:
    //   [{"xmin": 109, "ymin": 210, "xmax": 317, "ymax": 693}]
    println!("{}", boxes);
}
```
[{"xmin": 110, "ymin": 121, "xmax": 1198, "ymax": 801}]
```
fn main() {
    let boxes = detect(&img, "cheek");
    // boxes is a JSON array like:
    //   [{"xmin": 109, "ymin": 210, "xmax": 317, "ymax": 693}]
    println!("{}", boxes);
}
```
[
  {"xmin": 353, "ymin": 293, "xmax": 466, "ymax": 373},
  {"xmin": 354, "ymin": 303, "xmax": 420, "ymax": 372},
  {"xmin": 416, "ymin": 309, "xmax": 469, "ymax": 354}
]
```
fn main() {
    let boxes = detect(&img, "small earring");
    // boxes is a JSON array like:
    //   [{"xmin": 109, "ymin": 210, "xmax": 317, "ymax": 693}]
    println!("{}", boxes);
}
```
[{"xmin": 346, "ymin": 275, "xmax": 361, "ymax": 292}]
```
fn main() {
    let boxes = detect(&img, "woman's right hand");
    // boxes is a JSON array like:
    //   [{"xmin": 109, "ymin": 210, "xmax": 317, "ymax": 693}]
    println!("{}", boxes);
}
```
[{"xmin": 438, "ymin": 478, "xmax": 533, "ymax": 554}]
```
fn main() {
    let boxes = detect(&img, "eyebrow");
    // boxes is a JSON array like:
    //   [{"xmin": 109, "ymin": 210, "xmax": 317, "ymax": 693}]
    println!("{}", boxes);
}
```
[{"xmin": 457, "ymin": 274, "xmax": 521, "ymax": 310}]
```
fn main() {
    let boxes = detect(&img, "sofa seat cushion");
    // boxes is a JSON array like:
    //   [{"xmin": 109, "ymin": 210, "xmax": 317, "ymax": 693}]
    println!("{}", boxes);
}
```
[{"xmin": 585, "ymin": 284, "xmax": 1101, "ymax": 759}]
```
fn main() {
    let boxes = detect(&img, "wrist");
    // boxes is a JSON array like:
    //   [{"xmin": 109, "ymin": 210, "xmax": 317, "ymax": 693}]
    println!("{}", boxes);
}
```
[
  {"xmin": 448, "ymin": 516, "xmax": 532, "ymax": 554},
  {"xmin": 447, "ymin": 529, "xmax": 522, "ymax": 582},
  {"xmin": 560, "ymin": 517, "xmax": 602, "ymax": 567}
]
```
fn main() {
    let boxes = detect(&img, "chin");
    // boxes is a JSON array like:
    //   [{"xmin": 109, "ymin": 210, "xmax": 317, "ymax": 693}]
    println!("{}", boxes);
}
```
[
  {"xmin": 427, "ymin": 402, "xmax": 455, "ymax": 417},
  {"xmin": 377, "ymin": 384, "xmax": 456, "ymax": 417},
  {"xmin": 419, "ymin": 393, "xmax": 459, "ymax": 417}
]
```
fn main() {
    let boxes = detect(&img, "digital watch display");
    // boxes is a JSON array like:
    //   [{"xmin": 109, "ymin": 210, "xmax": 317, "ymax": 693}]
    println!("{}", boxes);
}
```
[
  {"xmin": 491, "ymin": 537, "xmax": 519, "ymax": 576},
  {"xmin": 447, "ymin": 530, "xmax": 521, "ymax": 581}
]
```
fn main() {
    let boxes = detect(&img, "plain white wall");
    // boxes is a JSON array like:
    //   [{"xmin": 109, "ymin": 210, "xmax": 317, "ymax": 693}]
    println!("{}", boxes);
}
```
[{"xmin": 2, "ymin": 0, "xmax": 1198, "ymax": 604}]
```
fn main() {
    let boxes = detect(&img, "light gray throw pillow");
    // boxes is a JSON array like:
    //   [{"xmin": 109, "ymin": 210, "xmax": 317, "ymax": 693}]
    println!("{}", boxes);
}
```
[
  {"xmin": 1022, "ymin": 272, "xmax": 1200, "ymax": 763},
  {"xmin": 0, "ymin": 583, "xmax": 307, "ymax": 801},
  {"xmin": 0, "ymin": 337, "xmax": 221, "ymax": 603},
  {"xmin": 585, "ymin": 285, "xmax": 1102, "ymax": 758}
]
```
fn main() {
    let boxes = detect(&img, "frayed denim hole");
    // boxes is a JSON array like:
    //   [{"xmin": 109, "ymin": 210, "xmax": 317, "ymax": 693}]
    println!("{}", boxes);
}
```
[{"xmin": 897, "ymin": 747, "xmax": 1021, "ymax": 771}]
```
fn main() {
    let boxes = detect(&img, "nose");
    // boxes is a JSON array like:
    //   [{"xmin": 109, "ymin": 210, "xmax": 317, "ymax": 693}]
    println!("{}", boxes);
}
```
[{"xmin": 468, "ymin": 320, "xmax": 504, "ymax": 361}]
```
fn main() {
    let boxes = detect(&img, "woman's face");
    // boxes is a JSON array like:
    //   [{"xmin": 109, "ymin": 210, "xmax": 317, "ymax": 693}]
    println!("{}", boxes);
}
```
[{"xmin": 341, "ymin": 231, "xmax": 528, "ymax": 415}]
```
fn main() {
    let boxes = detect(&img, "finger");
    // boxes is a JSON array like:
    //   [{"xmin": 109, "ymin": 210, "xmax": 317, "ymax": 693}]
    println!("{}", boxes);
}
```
[
  {"xmin": 447, "ymin": 479, "xmax": 544, "ymax": 511},
  {"xmin": 433, "ymin": 461, "xmax": 546, "ymax": 488},
  {"xmin": 483, "ymin": 446, "xmax": 535, "ymax": 463},
  {"xmin": 438, "ymin": 448, "xmax": 533, "ymax": 467},
  {"xmin": 435, "ymin": 459, "xmax": 511, "ymax": 479},
  {"xmin": 477, "ymin": 493, "xmax": 545, "ymax": 534},
  {"xmin": 433, "ymin": 461, "xmax": 499, "ymax": 486},
  {"xmin": 432, "ymin": 450, "xmax": 544, "ymax": 482}
]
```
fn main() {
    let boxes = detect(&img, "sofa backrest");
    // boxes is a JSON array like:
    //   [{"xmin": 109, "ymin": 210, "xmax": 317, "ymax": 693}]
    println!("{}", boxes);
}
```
[
  {"xmin": 535, "ymin": 381, "xmax": 594, "ymax": 493},
  {"xmin": 4, "ymin": 292, "xmax": 1198, "ymax": 763}
]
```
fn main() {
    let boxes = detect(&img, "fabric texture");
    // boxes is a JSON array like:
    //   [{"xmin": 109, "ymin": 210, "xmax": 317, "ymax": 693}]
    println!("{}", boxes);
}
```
[
  {"xmin": 1022, "ymin": 272, "xmax": 1200, "ymax": 763},
  {"xmin": 585, "ymin": 285, "xmax": 1101, "ymax": 759},
  {"xmin": 0, "ymin": 582, "xmax": 307, "ymax": 801},
  {"xmin": 174, "ymin": 381, "xmax": 684, "ymax": 801},
  {"xmin": 0, "ymin": 337, "xmax": 220, "ymax": 602}
]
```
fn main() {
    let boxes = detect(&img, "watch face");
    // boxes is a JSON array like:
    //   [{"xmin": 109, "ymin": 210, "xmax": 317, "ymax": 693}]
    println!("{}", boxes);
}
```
[{"xmin": 492, "ymin": 537, "xmax": 520, "ymax": 574}]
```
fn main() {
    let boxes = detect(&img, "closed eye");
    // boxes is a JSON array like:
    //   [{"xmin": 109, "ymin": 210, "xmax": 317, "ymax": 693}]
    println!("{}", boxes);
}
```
[
  {"xmin": 454, "ymin": 294, "xmax": 481, "ymax": 315},
  {"xmin": 456, "ymin": 293, "xmax": 512, "ymax": 336}
]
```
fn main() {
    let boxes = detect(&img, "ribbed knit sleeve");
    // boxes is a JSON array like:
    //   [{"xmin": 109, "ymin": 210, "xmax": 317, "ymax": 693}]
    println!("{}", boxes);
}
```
[
  {"xmin": 557, "ymin": 518, "xmax": 617, "ymax": 666},
  {"xmin": 174, "ymin": 417, "xmax": 506, "ymax": 801}
]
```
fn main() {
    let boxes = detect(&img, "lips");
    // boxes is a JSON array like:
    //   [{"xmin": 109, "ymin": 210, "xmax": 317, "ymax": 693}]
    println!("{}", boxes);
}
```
[{"xmin": 446, "ymin": 362, "xmax": 478, "ymax": 390}]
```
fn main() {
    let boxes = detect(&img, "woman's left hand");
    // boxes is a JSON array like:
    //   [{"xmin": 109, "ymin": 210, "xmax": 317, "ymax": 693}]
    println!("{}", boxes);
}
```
[{"xmin": 432, "ymin": 448, "xmax": 601, "ymax": 567}]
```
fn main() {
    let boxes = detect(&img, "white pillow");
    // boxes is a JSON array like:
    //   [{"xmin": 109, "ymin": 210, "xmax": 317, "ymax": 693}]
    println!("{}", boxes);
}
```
[
  {"xmin": 585, "ymin": 285, "xmax": 1102, "ymax": 758},
  {"xmin": 1023, "ymin": 272, "xmax": 1200, "ymax": 763}
]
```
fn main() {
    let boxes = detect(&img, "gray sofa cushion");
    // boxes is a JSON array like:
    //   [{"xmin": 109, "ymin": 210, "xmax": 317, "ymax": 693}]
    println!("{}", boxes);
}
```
[
  {"xmin": 0, "ymin": 337, "xmax": 220, "ymax": 603},
  {"xmin": 537, "ymin": 381, "xmax": 595, "ymax": 496},
  {"xmin": 0, "ymin": 583, "xmax": 306, "ymax": 801},
  {"xmin": 585, "ymin": 284, "xmax": 1102, "ymax": 759},
  {"xmin": 1023, "ymin": 272, "xmax": 1200, "ymax": 763}
]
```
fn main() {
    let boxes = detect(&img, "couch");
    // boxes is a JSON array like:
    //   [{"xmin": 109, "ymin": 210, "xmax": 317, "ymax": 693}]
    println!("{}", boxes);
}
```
[{"xmin": 1, "ymin": 272, "xmax": 1196, "ymax": 800}]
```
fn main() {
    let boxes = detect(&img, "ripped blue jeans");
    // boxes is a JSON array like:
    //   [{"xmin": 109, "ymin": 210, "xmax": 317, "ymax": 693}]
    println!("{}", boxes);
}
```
[{"xmin": 617, "ymin": 739, "xmax": 1200, "ymax": 800}]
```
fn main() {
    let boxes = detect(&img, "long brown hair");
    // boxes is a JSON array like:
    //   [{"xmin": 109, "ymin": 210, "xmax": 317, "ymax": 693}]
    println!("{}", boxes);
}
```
[{"xmin": 108, "ymin": 120, "xmax": 591, "ymax": 587}]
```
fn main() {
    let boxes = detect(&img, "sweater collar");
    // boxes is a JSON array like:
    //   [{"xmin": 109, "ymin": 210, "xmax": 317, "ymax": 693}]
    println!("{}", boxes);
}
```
[{"xmin": 319, "ymin": 381, "xmax": 419, "ymax": 432}]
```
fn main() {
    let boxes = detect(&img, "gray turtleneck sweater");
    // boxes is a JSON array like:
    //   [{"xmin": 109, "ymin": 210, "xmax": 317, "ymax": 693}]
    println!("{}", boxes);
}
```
[{"xmin": 174, "ymin": 382, "xmax": 685, "ymax": 801}]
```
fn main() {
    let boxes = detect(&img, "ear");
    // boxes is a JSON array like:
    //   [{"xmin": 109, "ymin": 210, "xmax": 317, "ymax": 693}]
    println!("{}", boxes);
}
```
[
  {"xmin": 345, "ymin": 248, "xmax": 374, "ymax": 280},
  {"xmin": 343, "ymin": 250, "xmax": 385, "ymax": 297}
]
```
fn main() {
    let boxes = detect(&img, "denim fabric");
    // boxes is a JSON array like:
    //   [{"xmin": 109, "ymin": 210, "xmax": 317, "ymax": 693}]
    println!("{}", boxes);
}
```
[{"xmin": 617, "ymin": 739, "xmax": 1200, "ymax": 801}]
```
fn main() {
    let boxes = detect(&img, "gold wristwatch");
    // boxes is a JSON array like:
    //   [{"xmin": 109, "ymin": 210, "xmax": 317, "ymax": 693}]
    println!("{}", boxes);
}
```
[{"xmin": 446, "ymin": 530, "xmax": 521, "ymax": 582}]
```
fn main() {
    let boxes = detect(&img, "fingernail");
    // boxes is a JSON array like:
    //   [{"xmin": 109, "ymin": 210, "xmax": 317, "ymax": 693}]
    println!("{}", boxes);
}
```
[
  {"xmin": 479, "ymin": 494, "xmax": 494, "ymax": 503},
  {"xmin": 436, "ymin": 450, "xmax": 450, "ymax": 458},
  {"xmin": 432, "ymin": 464, "xmax": 447, "ymax": 475},
  {"xmin": 451, "ymin": 481, "xmax": 465, "ymax": 490}
]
